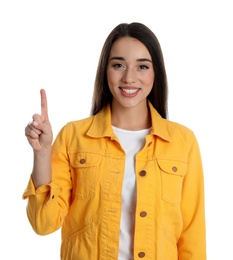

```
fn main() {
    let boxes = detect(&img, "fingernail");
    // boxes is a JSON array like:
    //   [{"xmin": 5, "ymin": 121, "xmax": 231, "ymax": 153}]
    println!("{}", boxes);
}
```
[{"xmin": 33, "ymin": 121, "xmax": 39, "ymax": 126}]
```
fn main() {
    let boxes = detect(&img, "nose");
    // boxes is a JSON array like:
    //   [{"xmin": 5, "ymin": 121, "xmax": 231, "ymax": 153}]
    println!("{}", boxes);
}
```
[{"xmin": 122, "ymin": 68, "xmax": 136, "ymax": 83}]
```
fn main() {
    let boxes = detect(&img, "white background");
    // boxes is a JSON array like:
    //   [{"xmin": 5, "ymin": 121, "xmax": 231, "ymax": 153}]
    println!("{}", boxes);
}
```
[{"xmin": 1, "ymin": 0, "xmax": 233, "ymax": 259}]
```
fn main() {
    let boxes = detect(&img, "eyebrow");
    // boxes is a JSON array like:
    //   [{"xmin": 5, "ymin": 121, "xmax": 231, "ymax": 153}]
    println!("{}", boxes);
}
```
[{"xmin": 110, "ymin": 56, "xmax": 152, "ymax": 63}]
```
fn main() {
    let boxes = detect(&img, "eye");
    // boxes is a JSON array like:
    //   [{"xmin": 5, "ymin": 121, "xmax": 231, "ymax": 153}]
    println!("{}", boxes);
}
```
[
  {"xmin": 112, "ymin": 63, "xmax": 125, "ymax": 69},
  {"xmin": 139, "ymin": 64, "xmax": 149, "ymax": 70}
]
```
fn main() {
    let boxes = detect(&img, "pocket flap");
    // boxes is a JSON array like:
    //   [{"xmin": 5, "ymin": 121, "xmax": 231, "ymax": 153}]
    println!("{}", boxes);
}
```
[
  {"xmin": 157, "ymin": 158, "xmax": 187, "ymax": 176},
  {"xmin": 69, "ymin": 152, "xmax": 101, "ymax": 168}
]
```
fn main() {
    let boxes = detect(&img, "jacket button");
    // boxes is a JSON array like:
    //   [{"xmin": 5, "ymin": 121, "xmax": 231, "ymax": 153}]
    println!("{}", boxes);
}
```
[
  {"xmin": 139, "ymin": 170, "xmax": 146, "ymax": 176},
  {"xmin": 140, "ymin": 211, "xmax": 147, "ymax": 217},
  {"xmin": 138, "ymin": 252, "xmax": 145, "ymax": 258},
  {"xmin": 172, "ymin": 166, "xmax": 177, "ymax": 172},
  {"xmin": 80, "ymin": 158, "xmax": 86, "ymax": 164}
]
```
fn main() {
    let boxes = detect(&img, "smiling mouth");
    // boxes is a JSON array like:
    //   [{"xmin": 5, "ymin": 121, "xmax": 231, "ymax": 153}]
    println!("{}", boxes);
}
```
[{"xmin": 120, "ymin": 88, "xmax": 139, "ymax": 94}]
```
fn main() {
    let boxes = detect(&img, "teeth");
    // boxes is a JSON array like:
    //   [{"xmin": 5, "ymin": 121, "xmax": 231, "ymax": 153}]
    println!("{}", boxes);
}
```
[{"xmin": 121, "ymin": 88, "xmax": 138, "ymax": 94}]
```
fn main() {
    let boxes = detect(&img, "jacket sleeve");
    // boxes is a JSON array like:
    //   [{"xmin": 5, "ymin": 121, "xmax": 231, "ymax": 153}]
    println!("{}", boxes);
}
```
[
  {"xmin": 22, "ymin": 124, "xmax": 72, "ymax": 235},
  {"xmin": 177, "ymin": 133, "xmax": 206, "ymax": 259}
]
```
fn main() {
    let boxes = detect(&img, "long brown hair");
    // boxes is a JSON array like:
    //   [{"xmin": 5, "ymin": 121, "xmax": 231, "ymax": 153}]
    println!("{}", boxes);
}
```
[{"xmin": 91, "ymin": 22, "xmax": 168, "ymax": 119}]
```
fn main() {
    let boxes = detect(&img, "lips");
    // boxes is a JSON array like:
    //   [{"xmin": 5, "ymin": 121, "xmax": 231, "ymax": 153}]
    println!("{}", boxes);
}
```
[
  {"xmin": 121, "ymin": 88, "xmax": 138, "ymax": 94},
  {"xmin": 120, "ymin": 87, "xmax": 140, "ymax": 97}
]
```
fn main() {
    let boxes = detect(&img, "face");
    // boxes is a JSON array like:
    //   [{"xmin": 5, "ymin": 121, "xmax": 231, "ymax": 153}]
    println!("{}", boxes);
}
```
[{"xmin": 107, "ymin": 37, "xmax": 154, "ymax": 111}]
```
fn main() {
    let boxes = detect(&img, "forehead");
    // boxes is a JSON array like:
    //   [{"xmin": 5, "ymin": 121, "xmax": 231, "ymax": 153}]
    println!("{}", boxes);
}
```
[{"xmin": 110, "ymin": 37, "xmax": 151, "ymax": 58}]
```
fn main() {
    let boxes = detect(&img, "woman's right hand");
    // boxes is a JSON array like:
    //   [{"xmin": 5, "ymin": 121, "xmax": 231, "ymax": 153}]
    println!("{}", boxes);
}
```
[{"xmin": 25, "ymin": 89, "xmax": 53, "ymax": 152}]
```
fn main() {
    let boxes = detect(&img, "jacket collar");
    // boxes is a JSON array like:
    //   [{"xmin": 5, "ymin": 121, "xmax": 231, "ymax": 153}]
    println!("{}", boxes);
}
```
[{"xmin": 86, "ymin": 101, "xmax": 171, "ymax": 142}]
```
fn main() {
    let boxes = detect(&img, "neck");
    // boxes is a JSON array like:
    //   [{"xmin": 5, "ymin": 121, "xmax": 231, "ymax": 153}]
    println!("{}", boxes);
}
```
[{"xmin": 111, "ymin": 102, "xmax": 151, "ymax": 130}]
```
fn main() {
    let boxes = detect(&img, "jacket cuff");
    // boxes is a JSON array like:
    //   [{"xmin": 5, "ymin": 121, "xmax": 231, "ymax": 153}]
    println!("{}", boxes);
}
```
[{"xmin": 22, "ymin": 176, "xmax": 60, "ymax": 201}]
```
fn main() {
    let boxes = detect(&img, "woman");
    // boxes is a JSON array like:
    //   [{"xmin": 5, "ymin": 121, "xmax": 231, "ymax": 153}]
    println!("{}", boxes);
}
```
[{"xmin": 23, "ymin": 22, "xmax": 206, "ymax": 259}]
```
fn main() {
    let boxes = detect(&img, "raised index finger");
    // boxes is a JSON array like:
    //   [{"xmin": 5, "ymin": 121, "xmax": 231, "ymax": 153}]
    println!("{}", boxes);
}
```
[{"xmin": 40, "ymin": 89, "xmax": 49, "ymax": 121}]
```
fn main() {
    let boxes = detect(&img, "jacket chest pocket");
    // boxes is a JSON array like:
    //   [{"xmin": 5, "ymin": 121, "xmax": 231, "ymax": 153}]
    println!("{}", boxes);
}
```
[
  {"xmin": 157, "ymin": 158, "xmax": 187, "ymax": 206},
  {"xmin": 70, "ymin": 152, "xmax": 101, "ymax": 200}
]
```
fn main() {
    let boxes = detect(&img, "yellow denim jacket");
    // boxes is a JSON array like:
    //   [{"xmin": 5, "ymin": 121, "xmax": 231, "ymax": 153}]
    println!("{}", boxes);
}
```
[{"xmin": 23, "ymin": 102, "xmax": 206, "ymax": 259}]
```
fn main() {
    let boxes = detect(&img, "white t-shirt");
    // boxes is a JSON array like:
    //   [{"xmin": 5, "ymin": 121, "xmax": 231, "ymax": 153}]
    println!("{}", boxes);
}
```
[{"xmin": 112, "ymin": 126, "xmax": 151, "ymax": 260}]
